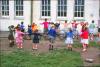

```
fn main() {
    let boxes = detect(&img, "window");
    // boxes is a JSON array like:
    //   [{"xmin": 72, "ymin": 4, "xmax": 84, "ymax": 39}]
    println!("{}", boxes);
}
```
[
  {"xmin": 1, "ymin": 0, "xmax": 9, "ymax": 16},
  {"xmin": 57, "ymin": 0, "xmax": 67, "ymax": 17},
  {"xmin": 14, "ymin": 0, "xmax": 23, "ymax": 16},
  {"xmin": 74, "ymin": 0, "xmax": 84, "ymax": 17},
  {"xmin": 41, "ymin": 0, "xmax": 51, "ymax": 17}
]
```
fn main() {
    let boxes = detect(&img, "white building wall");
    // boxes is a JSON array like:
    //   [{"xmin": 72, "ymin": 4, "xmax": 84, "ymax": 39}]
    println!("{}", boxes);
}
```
[
  {"xmin": 0, "ymin": 1, "xmax": 31, "ymax": 31},
  {"xmin": 0, "ymin": 0, "xmax": 99, "ymax": 31}
]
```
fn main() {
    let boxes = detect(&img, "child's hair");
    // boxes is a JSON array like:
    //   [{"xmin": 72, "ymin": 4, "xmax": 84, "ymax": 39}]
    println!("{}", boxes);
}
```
[
  {"xmin": 21, "ymin": 21, "xmax": 24, "ymax": 24},
  {"xmin": 65, "ymin": 20, "xmax": 67, "ymax": 23},
  {"xmin": 84, "ymin": 27, "xmax": 88, "ymax": 31},
  {"xmin": 11, "ymin": 25, "xmax": 14, "ymax": 28},
  {"xmin": 34, "ymin": 29, "xmax": 38, "ymax": 32},
  {"xmin": 92, "ymin": 20, "xmax": 94, "ymax": 23},
  {"xmin": 69, "ymin": 28, "xmax": 72, "ymax": 32},
  {"xmin": 28, "ymin": 25, "xmax": 31, "ymax": 27},
  {"xmin": 45, "ymin": 18, "xmax": 47, "ymax": 21}
]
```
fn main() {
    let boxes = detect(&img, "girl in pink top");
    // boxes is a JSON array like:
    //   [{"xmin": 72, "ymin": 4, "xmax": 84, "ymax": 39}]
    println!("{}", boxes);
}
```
[{"xmin": 15, "ymin": 27, "xmax": 25, "ymax": 48}]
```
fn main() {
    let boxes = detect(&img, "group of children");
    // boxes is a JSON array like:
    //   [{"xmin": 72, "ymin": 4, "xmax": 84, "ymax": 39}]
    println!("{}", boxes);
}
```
[{"xmin": 8, "ymin": 19, "xmax": 100, "ymax": 52}]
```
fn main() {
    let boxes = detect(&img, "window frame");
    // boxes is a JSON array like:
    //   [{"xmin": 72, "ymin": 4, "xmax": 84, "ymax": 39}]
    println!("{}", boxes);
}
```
[
  {"xmin": 40, "ymin": 0, "xmax": 51, "ymax": 19},
  {"xmin": 57, "ymin": 0, "xmax": 67, "ymax": 19},
  {"xmin": 14, "ymin": 0, "xmax": 24, "ymax": 18},
  {"xmin": 0, "ymin": 0, "xmax": 9, "ymax": 18},
  {"xmin": 74, "ymin": 0, "xmax": 85, "ymax": 18}
]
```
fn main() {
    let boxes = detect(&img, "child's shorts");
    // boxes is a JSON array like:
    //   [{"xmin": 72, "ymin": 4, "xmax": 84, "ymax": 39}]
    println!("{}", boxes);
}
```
[
  {"xmin": 89, "ymin": 28, "xmax": 94, "ymax": 34},
  {"xmin": 81, "ymin": 39, "xmax": 89, "ymax": 44},
  {"xmin": 65, "ymin": 37, "xmax": 73, "ymax": 44},
  {"xmin": 48, "ymin": 35, "xmax": 55, "ymax": 43}
]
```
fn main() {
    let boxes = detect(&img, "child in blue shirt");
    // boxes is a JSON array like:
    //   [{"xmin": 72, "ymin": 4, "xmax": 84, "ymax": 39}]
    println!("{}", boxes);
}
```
[
  {"xmin": 27, "ymin": 25, "xmax": 32, "ymax": 39},
  {"xmin": 48, "ymin": 26, "xmax": 56, "ymax": 50},
  {"xmin": 20, "ymin": 22, "xmax": 25, "ymax": 32},
  {"xmin": 65, "ymin": 28, "xmax": 74, "ymax": 51}
]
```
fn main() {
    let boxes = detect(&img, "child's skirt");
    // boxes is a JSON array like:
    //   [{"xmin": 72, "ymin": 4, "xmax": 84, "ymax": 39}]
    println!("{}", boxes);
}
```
[
  {"xmin": 81, "ymin": 39, "xmax": 89, "ymax": 44},
  {"xmin": 65, "ymin": 37, "xmax": 73, "ymax": 44}
]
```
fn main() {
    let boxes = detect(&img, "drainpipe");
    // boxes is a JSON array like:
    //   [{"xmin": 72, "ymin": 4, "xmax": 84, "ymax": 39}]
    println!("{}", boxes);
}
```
[{"xmin": 30, "ymin": 0, "xmax": 33, "ymax": 25}]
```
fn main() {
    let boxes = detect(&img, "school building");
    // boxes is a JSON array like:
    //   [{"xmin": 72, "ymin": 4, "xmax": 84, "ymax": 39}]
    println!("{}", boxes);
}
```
[{"xmin": 0, "ymin": 0, "xmax": 100, "ymax": 31}]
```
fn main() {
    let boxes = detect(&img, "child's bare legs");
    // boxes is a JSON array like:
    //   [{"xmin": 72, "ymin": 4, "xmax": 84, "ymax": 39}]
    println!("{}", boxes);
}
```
[
  {"xmin": 67, "ymin": 44, "xmax": 72, "ymax": 51},
  {"xmin": 69, "ymin": 44, "xmax": 72, "ymax": 51},
  {"xmin": 82, "ymin": 44, "xmax": 87, "ymax": 51},
  {"xmin": 90, "ymin": 33, "xmax": 94, "ymax": 41},
  {"xmin": 20, "ymin": 43, "xmax": 23, "ymax": 48},
  {"xmin": 32, "ymin": 43, "xmax": 38, "ymax": 50}
]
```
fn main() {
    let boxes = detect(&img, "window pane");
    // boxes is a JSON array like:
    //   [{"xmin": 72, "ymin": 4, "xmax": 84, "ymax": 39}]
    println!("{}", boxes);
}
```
[
  {"xmin": 64, "ymin": 0, "xmax": 66, "ymax": 5},
  {"xmin": 41, "ymin": 0, "xmax": 51, "ymax": 16},
  {"xmin": 74, "ymin": 0, "xmax": 84, "ymax": 17},
  {"xmin": 15, "ymin": 11, "xmax": 18, "ymax": 16},
  {"xmin": 82, "ymin": 0, "xmax": 84, "ymax": 5},
  {"xmin": 19, "ymin": 6, "xmax": 23, "ymax": 10},
  {"xmin": 42, "ymin": 6, "xmax": 44, "ymax": 10},
  {"xmin": 75, "ymin": 0, "xmax": 77, "ymax": 5},
  {"xmin": 45, "ymin": 6, "xmax": 47, "ymax": 10},
  {"xmin": 74, "ymin": 12, "xmax": 77, "ymax": 17},
  {"xmin": 78, "ymin": 12, "xmax": 80, "ymax": 17},
  {"xmin": 2, "ymin": 11, "xmax": 5, "ymax": 15},
  {"xmin": 48, "ymin": 6, "xmax": 50, "ymax": 10},
  {"xmin": 64, "ymin": 12, "xmax": 66, "ymax": 16},
  {"xmin": 15, "ymin": 0, "xmax": 23, "ymax": 16},
  {"xmin": 42, "ymin": 0, "xmax": 44, "ymax": 5},
  {"xmin": 81, "ymin": 6, "xmax": 84, "ymax": 11},
  {"xmin": 61, "ymin": 12, "xmax": 63, "ymax": 16},
  {"xmin": 57, "ymin": 0, "xmax": 67, "ymax": 17},
  {"xmin": 2, "ymin": 6, "xmax": 4, "ymax": 10},
  {"xmin": 48, "ymin": 11, "xmax": 50, "ymax": 16},
  {"xmin": 45, "ymin": 11, "xmax": 47, "ymax": 16},
  {"xmin": 1, "ymin": 0, "xmax": 9, "ymax": 16},
  {"xmin": 81, "ymin": 12, "xmax": 84, "ymax": 17},
  {"xmin": 48, "ymin": 0, "xmax": 50, "ymax": 5},
  {"xmin": 42, "ymin": 11, "xmax": 44, "ymax": 16},
  {"xmin": 78, "ymin": 0, "xmax": 82, "ymax": 5},
  {"xmin": 64, "ymin": 6, "xmax": 66, "ymax": 11},
  {"xmin": 58, "ymin": 12, "xmax": 60, "ymax": 16}
]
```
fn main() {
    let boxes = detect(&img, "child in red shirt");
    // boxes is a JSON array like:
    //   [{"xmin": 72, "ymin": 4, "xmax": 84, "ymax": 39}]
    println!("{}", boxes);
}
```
[{"xmin": 80, "ymin": 26, "xmax": 89, "ymax": 52}]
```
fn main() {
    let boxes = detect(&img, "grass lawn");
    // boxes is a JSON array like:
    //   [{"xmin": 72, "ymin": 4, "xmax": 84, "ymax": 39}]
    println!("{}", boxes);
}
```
[
  {"xmin": 73, "ymin": 40, "xmax": 100, "ymax": 48},
  {"xmin": 1, "ymin": 49, "xmax": 83, "ymax": 67}
]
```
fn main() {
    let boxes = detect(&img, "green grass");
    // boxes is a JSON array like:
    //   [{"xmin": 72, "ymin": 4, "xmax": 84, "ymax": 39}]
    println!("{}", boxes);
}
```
[
  {"xmin": 1, "ymin": 49, "xmax": 83, "ymax": 67},
  {"xmin": 73, "ymin": 40, "xmax": 100, "ymax": 48}
]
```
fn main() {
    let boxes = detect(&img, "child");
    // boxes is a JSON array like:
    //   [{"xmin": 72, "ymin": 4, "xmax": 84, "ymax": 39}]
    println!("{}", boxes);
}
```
[
  {"xmin": 71, "ymin": 20, "xmax": 79, "ymax": 39},
  {"xmin": 27, "ymin": 25, "xmax": 32, "ymax": 39},
  {"xmin": 8, "ymin": 25, "xmax": 15, "ymax": 47},
  {"xmin": 32, "ymin": 29, "xmax": 41, "ymax": 50},
  {"xmin": 89, "ymin": 20, "xmax": 95, "ymax": 41},
  {"xmin": 65, "ymin": 28, "xmax": 73, "ymax": 51},
  {"xmin": 80, "ymin": 27, "xmax": 89, "ymax": 52},
  {"xmin": 20, "ymin": 22, "xmax": 25, "ymax": 32},
  {"xmin": 15, "ymin": 27, "xmax": 25, "ymax": 48},
  {"xmin": 48, "ymin": 26, "xmax": 56, "ymax": 50},
  {"xmin": 41, "ymin": 18, "xmax": 49, "ymax": 34}
]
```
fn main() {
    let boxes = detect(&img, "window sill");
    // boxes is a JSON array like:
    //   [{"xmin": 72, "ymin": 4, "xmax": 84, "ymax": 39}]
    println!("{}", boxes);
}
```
[
  {"xmin": 57, "ymin": 17, "xmax": 68, "ymax": 21},
  {"xmin": 40, "ymin": 16, "xmax": 51, "ymax": 20},
  {"xmin": 0, "ymin": 16, "xmax": 10, "ymax": 19},
  {"xmin": 14, "ymin": 16, "xmax": 24, "ymax": 20},
  {"xmin": 73, "ymin": 17, "xmax": 85, "ymax": 21}
]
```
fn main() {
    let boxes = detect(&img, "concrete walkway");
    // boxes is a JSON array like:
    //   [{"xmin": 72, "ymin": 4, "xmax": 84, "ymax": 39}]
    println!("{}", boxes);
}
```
[{"xmin": 0, "ymin": 31, "xmax": 9, "ymax": 38}]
